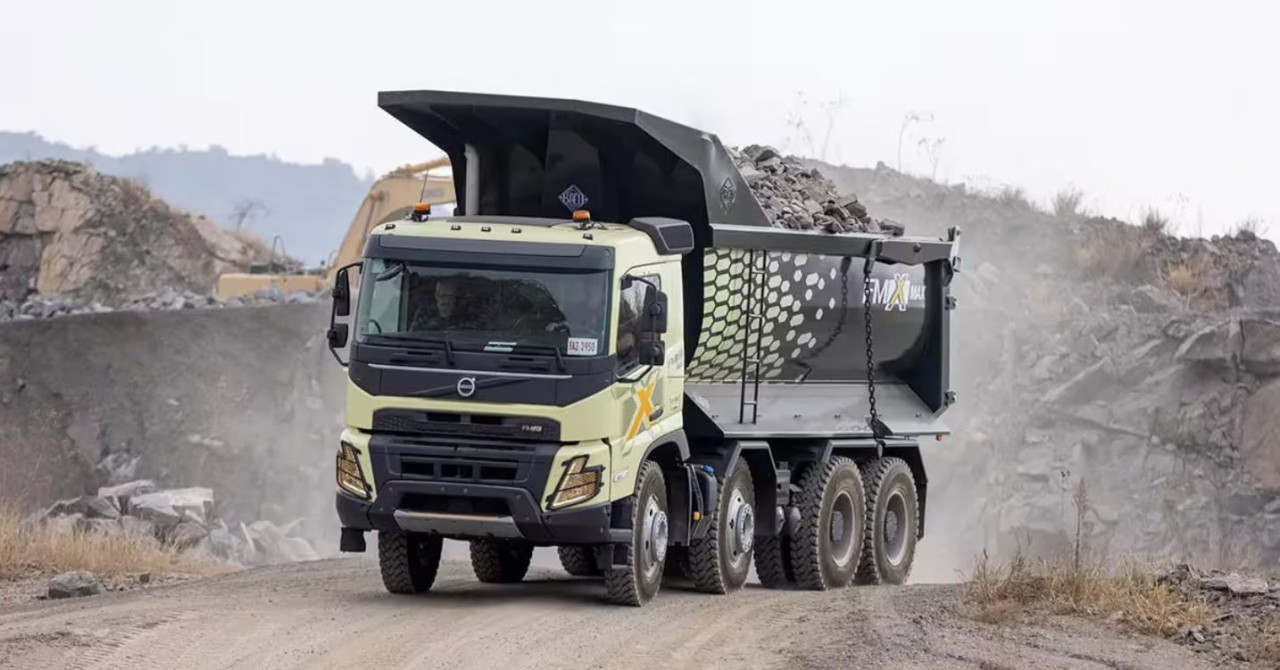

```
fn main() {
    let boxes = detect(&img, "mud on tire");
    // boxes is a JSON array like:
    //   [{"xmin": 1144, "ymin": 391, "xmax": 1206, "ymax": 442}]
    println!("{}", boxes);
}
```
[
  {"xmin": 856, "ymin": 457, "xmax": 919, "ymax": 585},
  {"xmin": 604, "ymin": 461, "xmax": 667, "ymax": 606},
  {"xmin": 790, "ymin": 457, "xmax": 865, "ymax": 590},
  {"xmin": 378, "ymin": 530, "xmax": 443, "ymax": 594},
  {"xmin": 686, "ymin": 464, "xmax": 755, "ymax": 594},
  {"xmin": 557, "ymin": 545, "xmax": 602, "ymax": 577},
  {"xmin": 470, "ymin": 539, "xmax": 534, "ymax": 583}
]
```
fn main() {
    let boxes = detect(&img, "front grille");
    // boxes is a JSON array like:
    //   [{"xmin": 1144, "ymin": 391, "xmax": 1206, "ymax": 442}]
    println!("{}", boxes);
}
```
[
  {"xmin": 400, "ymin": 455, "xmax": 519, "ymax": 482},
  {"xmin": 373, "ymin": 409, "xmax": 560, "ymax": 442}
]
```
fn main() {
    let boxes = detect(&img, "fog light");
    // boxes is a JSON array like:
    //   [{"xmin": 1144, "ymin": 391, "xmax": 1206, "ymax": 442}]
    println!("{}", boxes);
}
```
[
  {"xmin": 336, "ymin": 442, "xmax": 371, "ymax": 499},
  {"xmin": 546, "ymin": 455, "xmax": 603, "ymax": 510}
]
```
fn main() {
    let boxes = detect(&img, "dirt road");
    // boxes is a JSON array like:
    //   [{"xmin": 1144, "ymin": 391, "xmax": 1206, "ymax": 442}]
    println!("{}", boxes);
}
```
[{"xmin": 0, "ymin": 551, "xmax": 1214, "ymax": 670}]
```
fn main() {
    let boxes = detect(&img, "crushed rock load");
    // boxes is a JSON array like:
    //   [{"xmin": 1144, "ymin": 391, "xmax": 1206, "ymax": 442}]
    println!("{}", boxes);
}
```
[
  {"xmin": 732, "ymin": 145, "xmax": 904, "ymax": 235},
  {"xmin": 0, "ymin": 160, "xmax": 272, "ymax": 303},
  {"xmin": 1158, "ymin": 564, "xmax": 1280, "ymax": 662},
  {"xmin": 0, "ymin": 285, "xmax": 325, "ymax": 322},
  {"xmin": 36, "ymin": 479, "xmax": 318, "ymax": 566}
]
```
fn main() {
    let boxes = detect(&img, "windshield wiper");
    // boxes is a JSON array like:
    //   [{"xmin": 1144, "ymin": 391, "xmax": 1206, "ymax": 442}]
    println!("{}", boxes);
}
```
[
  {"xmin": 510, "ymin": 343, "xmax": 566, "ymax": 373},
  {"xmin": 369, "ymin": 333, "xmax": 457, "ymax": 365}
]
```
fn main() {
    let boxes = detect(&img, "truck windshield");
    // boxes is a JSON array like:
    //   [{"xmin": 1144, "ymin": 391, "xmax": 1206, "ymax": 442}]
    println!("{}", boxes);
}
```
[{"xmin": 355, "ymin": 258, "xmax": 609, "ymax": 358}]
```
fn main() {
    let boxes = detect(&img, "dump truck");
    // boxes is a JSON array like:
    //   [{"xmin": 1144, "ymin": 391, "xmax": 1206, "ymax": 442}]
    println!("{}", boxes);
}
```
[{"xmin": 329, "ymin": 90, "xmax": 960, "ymax": 606}]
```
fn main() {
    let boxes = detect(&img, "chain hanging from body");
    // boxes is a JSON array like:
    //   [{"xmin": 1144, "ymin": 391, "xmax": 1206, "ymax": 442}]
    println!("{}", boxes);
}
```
[{"xmin": 863, "ymin": 243, "xmax": 885, "ymax": 449}]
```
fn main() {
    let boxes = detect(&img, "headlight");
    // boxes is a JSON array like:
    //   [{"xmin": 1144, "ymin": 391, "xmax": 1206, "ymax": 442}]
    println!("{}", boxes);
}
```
[
  {"xmin": 546, "ymin": 455, "xmax": 603, "ymax": 510},
  {"xmin": 336, "ymin": 442, "xmax": 371, "ymax": 499}
]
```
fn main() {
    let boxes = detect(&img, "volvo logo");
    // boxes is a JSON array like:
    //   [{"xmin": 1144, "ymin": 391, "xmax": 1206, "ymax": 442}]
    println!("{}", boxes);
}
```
[{"xmin": 456, "ymin": 376, "xmax": 477, "ymax": 398}]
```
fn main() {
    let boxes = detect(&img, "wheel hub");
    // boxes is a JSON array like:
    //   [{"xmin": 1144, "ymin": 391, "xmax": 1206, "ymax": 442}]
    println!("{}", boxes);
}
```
[
  {"xmin": 726, "ymin": 490, "xmax": 755, "ymax": 556},
  {"xmin": 883, "ymin": 489, "xmax": 909, "ymax": 565},
  {"xmin": 643, "ymin": 499, "xmax": 668, "ymax": 565}
]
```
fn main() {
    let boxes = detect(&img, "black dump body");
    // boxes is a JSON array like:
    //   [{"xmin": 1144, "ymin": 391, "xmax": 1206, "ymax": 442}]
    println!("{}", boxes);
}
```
[{"xmin": 380, "ymin": 90, "xmax": 958, "ymax": 440}]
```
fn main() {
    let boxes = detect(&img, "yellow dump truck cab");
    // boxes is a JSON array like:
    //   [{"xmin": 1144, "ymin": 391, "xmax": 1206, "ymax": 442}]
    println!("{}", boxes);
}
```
[
  {"xmin": 335, "ymin": 214, "xmax": 690, "ymax": 545},
  {"xmin": 329, "ymin": 90, "xmax": 960, "ymax": 606}
]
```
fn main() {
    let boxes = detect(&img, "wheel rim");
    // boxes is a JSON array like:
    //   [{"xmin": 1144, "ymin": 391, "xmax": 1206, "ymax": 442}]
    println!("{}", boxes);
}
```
[
  {"xmin": 642, "ymin": 496, "xmax": 668, "ymax": 575},
  {"xmin": 828, "ymin": 490, "xmax": 857, "ymax": 567},
  {"xmin": 883, "ymin": 489, "xmax": 908, "ymax": 565},
  {"xmin": 726, "ymin": 488, "xmax": 755, "ymax": 559}
]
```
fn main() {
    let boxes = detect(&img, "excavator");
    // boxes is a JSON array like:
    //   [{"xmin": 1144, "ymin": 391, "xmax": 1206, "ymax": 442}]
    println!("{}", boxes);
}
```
[{"xmin": 213, "ymin": 157, "xmax": 456, "ymax": 299}]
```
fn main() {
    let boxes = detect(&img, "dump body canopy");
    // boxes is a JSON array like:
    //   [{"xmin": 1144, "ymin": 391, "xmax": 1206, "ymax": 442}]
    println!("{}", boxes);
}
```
[{"xmin": 378, "ymin": 90, "xmax": 770, "ymax": 235}]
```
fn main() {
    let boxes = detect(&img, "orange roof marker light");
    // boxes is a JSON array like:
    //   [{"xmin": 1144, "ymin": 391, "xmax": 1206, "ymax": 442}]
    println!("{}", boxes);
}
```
[{"xmin": 409, "ymin": 202, "xmax": 432, "ymax": 222}]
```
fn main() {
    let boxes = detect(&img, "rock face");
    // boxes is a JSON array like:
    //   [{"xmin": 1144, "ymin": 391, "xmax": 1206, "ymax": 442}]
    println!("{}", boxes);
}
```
[
  {"xmin": 0, "ymin": 160, "xmax": 270, "ymax": 302},
  {"xmin": 47, "ymin": 571, "xmax": 103, "ymax": 599},
  {"xmin": 37, "ymin": 481, "xmax": 316, "ymax": 566}
]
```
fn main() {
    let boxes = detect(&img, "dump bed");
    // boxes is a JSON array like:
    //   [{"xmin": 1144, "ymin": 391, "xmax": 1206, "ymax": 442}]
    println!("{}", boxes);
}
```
[{"xmin": 379, "ymin": 90, "xmax": 959, "ymax": 441}]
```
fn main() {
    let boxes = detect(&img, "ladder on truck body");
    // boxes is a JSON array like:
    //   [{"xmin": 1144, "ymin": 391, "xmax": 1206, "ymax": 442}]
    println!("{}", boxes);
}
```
[{"xmin": 737, "ymin": 248, "xmax": 767, "ymax": 424}]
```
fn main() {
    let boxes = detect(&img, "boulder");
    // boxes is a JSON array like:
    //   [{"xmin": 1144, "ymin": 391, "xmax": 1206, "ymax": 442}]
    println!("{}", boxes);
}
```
[
  {"xmin": 41, "ymin": 495, "xmax": 119, "ymax": 521},
  {"xmin": 168, "ymin": 520, "xmax": 209, "ymax": 549},
  {"xmin": 1044, "ymin": 357, "xmax": 1114, "ymax": 405},
  {"xmin": 1128, "ymin": 285, "xmax": 1182, "ymax": 314},
  {"xmin": 98, "ymin": 479, "xmax": 157, "ymax": 500},
  {"xmin": 129, "ymin": 487, "xmax": 214, "ymax": 530},
  {"xmin": 47, "ymin": 571, "xmax": 102, "ymax": 599},
  {"xmin": 1239, "ymin": 316, "xmax": 1280, "ymax": 376},
  {"xmin": 1200, "ymin": 573, "xmax": 1270, "ymax": 596},
  {"xmin": 1174, "ymin": 319, "xmax": 1240, "ymax": 368}
]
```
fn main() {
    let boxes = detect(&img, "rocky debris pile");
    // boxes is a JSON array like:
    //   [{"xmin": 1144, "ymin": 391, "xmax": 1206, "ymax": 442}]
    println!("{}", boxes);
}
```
[
  {"xmin": 36, "ymin": 480, "xmax": 318, "ymax": 567},
  {"xmin": 733, "ymin": 146, "xmax": 904, "ymax": 235},
  {"xmin": 46, "ymin": 571, "xmax": 103, "ymax": 599},
  {"xmin": 1159, "ymin": 564, "xmax": 1280, "ymax": 663},
  {"xmin": 0, "ymin": 285, "xmax": 325, "ymax": 322},
  {"xmin": 0, "ymin": 160, "xmax": 273, "ymax": 303}
]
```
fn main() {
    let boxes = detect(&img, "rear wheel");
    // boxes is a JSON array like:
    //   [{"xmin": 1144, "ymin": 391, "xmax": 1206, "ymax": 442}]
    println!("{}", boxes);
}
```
[
  {"xmin": 856, "ymin": 457, "xmax": 919, "ymax": 585},
  {"xmin": 753, "ymin": 534, "xmax": 795, "ymax": 589},
  {"xmin": 604, "ymin": 461, "xmax": 667, "ymax": 606},
  {"xmin": 470, "ymin": 539, "xmax": 534, "ymax": 583},
  {"xmin": 557, "ymin": 545, "xmax": 602, "ymax": 577},
  {"xmin": 687, "ymin": 464, "xmax": 755, "ymax": 593},
  {"xmin": 790, "ymin": 457, "xmax": 865, "ymax": 590},
  {"xmin": 378, "ymin": 530, "xmax": 443, "ymax": 594}
]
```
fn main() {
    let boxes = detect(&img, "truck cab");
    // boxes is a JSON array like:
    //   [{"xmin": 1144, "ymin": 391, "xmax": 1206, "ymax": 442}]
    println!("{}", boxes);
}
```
[{"xmin": 330, "ymin": 90, "xmax": 959, "ymax": 606}]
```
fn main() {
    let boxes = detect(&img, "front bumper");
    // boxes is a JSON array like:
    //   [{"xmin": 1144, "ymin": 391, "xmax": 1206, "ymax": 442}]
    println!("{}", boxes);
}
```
[
  {"xmin": 336, "ymin": 433, "xmax": 623, "ymax": 545},
  {"xmin": 337, "ymin": 485, "xmax": 623, "ymax": 544}
]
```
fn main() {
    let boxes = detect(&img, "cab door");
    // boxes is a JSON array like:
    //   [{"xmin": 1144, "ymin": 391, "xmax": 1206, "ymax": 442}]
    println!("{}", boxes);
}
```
[{"xmin": 611, "ymin": 261, "xmax": 683, "ymax": 469}]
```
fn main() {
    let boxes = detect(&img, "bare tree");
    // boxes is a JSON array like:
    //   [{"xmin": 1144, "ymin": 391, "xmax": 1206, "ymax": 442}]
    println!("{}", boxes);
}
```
[
  {"xmin": 229, "ymin": 199, "xmax": 269, "ymax": 231},
  {"xmin": 917, "ymin": 136, "xmax": 946, "ymax": 181},
  {"xmin": 897, "ymin": 111, "xmax": 933, "ymax": 172}
]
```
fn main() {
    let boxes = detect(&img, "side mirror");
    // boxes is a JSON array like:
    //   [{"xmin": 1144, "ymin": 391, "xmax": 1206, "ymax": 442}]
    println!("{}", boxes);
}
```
[
  {"xmin": 637, "ymin": 337, "xmax": 666, "ymax": 366},
  {"xmin": 645, "ymin": 290, "xmax": 669, "ymax": 334},
  {"xmin": 327, "ymin": 323, "xmax": 349, "ymax": 349},
  {"xmin": 328, "ymin": 262, "xmax": 361, "ymax": 367},
  {"xmin": 333, "ymin": 266, "xmax": 352, "ymax": 317}
]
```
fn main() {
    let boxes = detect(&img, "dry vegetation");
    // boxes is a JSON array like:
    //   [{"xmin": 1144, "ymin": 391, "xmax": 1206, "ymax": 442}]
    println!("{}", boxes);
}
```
[
  {"xmin": 0, "ymin": 505, "xmax": 226, "ymax": 579},
  {"xmin": 964, "ymin": 551, "xmax": 1211, "ymax": 636},
  {"xmin": 1052, "ymin": 187, "xmax": 1085, "ymax": 217},
  {"xmin": 1162, "ymin": 255, "xmax": 1211, "ymax": 301},
  {"xmin": 1141, "ymin": 208, "xmax": 1170, "ymax": 234},
  {"xmin": 1074, "ymin": 224, "xmax": 1146, "ymax": 280}
]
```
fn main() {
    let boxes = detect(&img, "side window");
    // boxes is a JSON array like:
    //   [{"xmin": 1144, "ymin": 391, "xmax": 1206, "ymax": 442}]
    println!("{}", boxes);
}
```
[{"xmin": 616, "ymin": 273, "xmax": 660, "ymax": 372}]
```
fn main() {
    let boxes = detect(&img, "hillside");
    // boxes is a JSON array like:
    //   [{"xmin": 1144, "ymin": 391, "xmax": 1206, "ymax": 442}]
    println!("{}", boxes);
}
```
[
  {"xmin": 0, "ymin": 132, "xmax": 372, "ymax": 264},
  {"xmin": 811, "ymin": 159, "xmax": 1280, "ymax": 573}
]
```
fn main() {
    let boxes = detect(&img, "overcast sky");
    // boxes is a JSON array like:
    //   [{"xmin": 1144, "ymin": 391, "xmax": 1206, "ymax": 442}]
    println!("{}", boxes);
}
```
[{"xmin": 3, "ymin": 0, "xmax": 1276, "ymax": 237}]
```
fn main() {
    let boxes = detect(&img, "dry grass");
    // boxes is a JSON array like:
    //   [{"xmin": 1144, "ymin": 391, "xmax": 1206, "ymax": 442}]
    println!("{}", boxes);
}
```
[
  {"xmin": 1246, "ymin": 617, "xmax": 1280, "ymax": 665},
  {"xmin": 995, "ymin": 185, "xmax": 1032, "ymax": 209},
  {"xmin": 1141, "ymin": 208, "xmax": 1170, "ymax": 235},
  {"xmin": 963, "ymin": 551, "xmax": 1212, "ymax": 636},
  {"xmin": 1052, "ymin": 187, "xmax": 1085, "ymax": 217},
  {"xmin": 1161, "ymin": 255, "xmax": 1210, "ymax": 301},
  {"xmin": 1074, "ymin": 225, "xmax": 1147, "ymax": 280},
  {"xmin": 1233, "ymin": 217, "xmax": 1268, "ymax": 240},
  {"xmin": 0, "ymin": 505, "xmax": 226, "ymax": 579}
]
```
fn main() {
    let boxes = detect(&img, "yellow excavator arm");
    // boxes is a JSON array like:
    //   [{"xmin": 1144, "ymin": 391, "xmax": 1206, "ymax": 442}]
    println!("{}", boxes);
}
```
[{"xmin": 215, "ymin": 157, "xmax": 455, "ymax": 299}]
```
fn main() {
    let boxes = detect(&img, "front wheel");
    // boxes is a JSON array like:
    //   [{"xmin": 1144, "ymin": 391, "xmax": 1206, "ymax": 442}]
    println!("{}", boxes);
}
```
[
  {"xmin": 604, "ymin": 461, "xmax": 667, "ymax": 606},
  {"xmin": 470, "ymin": 539, "xmax": 534, "ymax": 583},
  {"xmin": 378, "ymin": 530, "xmax": 443, "ymax": 594}
]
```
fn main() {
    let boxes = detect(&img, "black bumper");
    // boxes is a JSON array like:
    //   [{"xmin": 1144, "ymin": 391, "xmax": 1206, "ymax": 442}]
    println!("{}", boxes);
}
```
[{"xmin": 336, "ymin": 434, "xmax": 625, "ymax": 545}]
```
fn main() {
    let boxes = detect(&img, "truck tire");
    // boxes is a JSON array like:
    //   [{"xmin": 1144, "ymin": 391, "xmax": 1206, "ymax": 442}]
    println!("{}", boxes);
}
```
[
  {"xmin": 604, "ymin": 461, "xmax": 667, "ymax": 606},
  {"xmin": 856, "ymin": 457, "xmax": 919, "ymax": 585},
  {"xmin": 686, "ymin": 464, "xmax": 755, "ymax": 594},
  {"xmin": 557, "ymin": 545, "xmax": 602, "ymax": 577},
  {"xmin": 790, "ymin": 456, "xmax": 865, "ymax": 590},
  {"xmin": 378, "ymin": 530, "xmax": 443, "ymax": 594},
  {"xmin": 753, "ymin": 535, "xmax": 795, "ymax": 588},
  {"xmin": 470, "ymin": 539, "xmax": 534, "ymax": 583}
]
